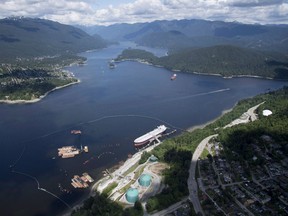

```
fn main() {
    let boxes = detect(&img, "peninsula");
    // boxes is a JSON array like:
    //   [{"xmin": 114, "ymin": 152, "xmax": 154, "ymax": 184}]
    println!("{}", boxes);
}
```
[
  {"xmin": 115, "ymin": 47, "xmax": 288, "ymax": 80},
  {"xmin": 0, "ymin": 17, "xmax": 107, "ymax": 103}
]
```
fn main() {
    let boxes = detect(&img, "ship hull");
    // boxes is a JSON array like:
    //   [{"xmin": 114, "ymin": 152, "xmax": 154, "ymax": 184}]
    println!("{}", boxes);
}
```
[{"xmin": 134, "ymin": 125, "xmax": 167, "ymax": 147}]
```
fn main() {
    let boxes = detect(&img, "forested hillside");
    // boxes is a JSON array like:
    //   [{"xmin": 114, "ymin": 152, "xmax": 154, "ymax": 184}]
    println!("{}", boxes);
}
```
[
  {"xmin": 0, "ymin": 17, "xmax": 107, "ymax": 102},
  {"xmin": 85, "ymin": 19, "xmax": 288, "ymax": 53},
  {"xmin": 0, "ymin": 17, "xmax": 106, "ymax": 61},
  {"xmin": 116, "ymin": 46, "xmax": 288, "ymax": 80}
]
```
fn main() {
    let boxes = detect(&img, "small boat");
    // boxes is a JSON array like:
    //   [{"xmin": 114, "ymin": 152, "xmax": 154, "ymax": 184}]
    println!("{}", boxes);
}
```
[
  {"xmin": 171, "ymin": 74, "xmax": 177, "ymax": 80},
  {"xmin": 71, "ymin": 130, "xmax": 82, "ymax": 135},
  {"xmin": 109, "ymin": 60, "xmax": 116, "ymax": 69}
]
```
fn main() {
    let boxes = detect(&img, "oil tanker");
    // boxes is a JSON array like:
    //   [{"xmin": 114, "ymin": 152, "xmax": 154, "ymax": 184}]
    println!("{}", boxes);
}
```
[{"xmin": 134, "ymin": 125, "xmax": 167, "ymax": 147}]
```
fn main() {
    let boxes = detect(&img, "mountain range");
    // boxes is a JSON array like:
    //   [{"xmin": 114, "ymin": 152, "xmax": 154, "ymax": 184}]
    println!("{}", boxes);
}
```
[
  {"xmin": 82, "ymin": 19, "xmax": 288, "ymax": 54},
  {"xmin": 0, "ymin": 17, "xmax": 107, "ymax": 62}
]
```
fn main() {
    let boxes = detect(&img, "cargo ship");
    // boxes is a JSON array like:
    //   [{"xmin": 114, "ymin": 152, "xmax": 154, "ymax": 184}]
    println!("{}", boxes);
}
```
[{"xmin": 134, "ymin": 125, "xmax": 167, "ymax": 147}]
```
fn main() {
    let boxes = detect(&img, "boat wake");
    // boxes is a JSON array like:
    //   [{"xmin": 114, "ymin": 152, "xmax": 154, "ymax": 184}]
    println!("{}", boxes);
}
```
[
  {"xmin": 162, "ymin": 88, "xmax": 230, "ymax": 103},
  {"xmin": 97, "ymin": 151, "xmax": 115, "ymax": 159}
]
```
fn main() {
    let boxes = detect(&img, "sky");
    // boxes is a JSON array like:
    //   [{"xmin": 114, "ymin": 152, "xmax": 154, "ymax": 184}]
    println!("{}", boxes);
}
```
[{"xmin": 0, "ymin": 0, "xmax": 287, "ymax": 26}]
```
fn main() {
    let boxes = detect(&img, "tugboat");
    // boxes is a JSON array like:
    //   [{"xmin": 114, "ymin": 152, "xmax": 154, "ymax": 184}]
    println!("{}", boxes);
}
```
[
  {"xmin": 71, "ymin": 130, "xmax": 82, "ymax": 135},
  {"xmin": 109, "ymin": 60, "xmax": 116, "ymax": 69},
  {"xmin": 171, "ymin": 74, "xmax": 177, "ymax": 80}
]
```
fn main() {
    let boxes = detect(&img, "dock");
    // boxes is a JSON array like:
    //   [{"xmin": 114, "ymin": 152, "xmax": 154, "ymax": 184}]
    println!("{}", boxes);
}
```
[
  {"xmin": 71, "ymin": 173, "xmax": 94, "ymax": 188},
  {"xmin": 58, "ymin": 146, "xmax": 80, "ymax": 158},
  {"xmin": 58, "ymin": 145, "xmax": 89, "ymax": 159}
]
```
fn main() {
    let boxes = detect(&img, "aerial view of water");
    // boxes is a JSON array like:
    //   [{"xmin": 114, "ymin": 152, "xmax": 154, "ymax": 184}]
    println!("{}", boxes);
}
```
[{"xmin": 0, "ymin": 42, "xmax": 286, "ymax": 216}]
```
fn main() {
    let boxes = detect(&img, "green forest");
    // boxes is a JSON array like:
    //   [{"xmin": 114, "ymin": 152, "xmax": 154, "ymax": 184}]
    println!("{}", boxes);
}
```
[
  {"xmin": 115, "ymin": 46, "xmax": 288, "ymax": 80},
  {"xmin": 0, "ymin": 17, "xmax": 106, "ymax": 102},
  {"xmin": 72, "ymin": 83, "xmax": 287, "ymax": 215}
]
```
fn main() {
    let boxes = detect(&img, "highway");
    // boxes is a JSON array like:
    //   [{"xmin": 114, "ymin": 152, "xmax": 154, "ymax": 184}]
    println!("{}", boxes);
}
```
[{"xmin": 188, "ymin": 134, "xmax": 218, "ymax": 215}]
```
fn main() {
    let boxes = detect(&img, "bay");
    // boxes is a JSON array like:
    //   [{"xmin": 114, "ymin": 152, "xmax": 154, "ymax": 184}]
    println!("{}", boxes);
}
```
[{"xmin": 0, "ymin": 42, "xmax": 286, "ymax": 216}]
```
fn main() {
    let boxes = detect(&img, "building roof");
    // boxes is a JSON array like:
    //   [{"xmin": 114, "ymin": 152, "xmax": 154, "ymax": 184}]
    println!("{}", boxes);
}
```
[{"xmin": 263, "ymin": 109, "xmax": 272, "ymax": 116}]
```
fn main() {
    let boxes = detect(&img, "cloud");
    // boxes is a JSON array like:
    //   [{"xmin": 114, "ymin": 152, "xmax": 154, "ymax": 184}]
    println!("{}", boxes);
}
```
[
  {"xmin": 229, "ymin": 0, "xmax": 286, "ymax": 7},
  {"xmin": 0, "ymin": 0, "xmax": 287, "ymax": 25}
]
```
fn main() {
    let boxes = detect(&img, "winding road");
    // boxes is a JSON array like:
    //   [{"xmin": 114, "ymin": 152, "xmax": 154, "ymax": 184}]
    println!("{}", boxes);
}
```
[
  {"xmin": 187, "ymin": 102, "xmax": 264, "ymax": 215},
  {"xmin": 187, "ymin": 134, "xmax": 217, "ymax": 215}
]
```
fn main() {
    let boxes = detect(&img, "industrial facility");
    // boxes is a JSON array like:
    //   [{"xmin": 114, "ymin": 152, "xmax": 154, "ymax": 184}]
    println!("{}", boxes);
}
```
[{"xmin": 125, "ymin": 188, "xmax": 139, "ymax": 203}]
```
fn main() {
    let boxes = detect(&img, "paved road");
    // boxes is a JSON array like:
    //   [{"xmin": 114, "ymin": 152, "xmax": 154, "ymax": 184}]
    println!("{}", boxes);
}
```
[
  {"xmin": 149, "ymin": 198, "xmax": 188, "ymax": 216},
  {"xmin": 188, "ymin": 134, "xmax": 218, "ymax": 215},
  {"xmin": 224, "ymin": 102, "xmax": 264, "ymax": 128},
  {"xmin": 187, "ymin": 102, "xmax": 264, "ymax": 215}
]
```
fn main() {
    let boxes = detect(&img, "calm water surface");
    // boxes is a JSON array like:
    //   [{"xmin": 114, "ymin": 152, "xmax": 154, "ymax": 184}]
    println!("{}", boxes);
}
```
[{"xmin": 0, "ymin": 43, "xmax": 287, "ymax": 216}]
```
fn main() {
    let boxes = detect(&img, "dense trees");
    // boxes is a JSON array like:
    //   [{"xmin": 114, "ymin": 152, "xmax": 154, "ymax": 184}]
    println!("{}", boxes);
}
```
[
  {"xmin": 139, "ymin": 151, "xmax": 151, "ymax": 164},
  {"xmin": 146, "ymin": 149, "xmax": 191, "ymax": 213},
  {"xmin": 0, "ymin": 55, "xmax": 84, "ymax": 101},
  {"xmin": 72, "ymin": 87, "xmax": 287, "ymax": 215},
  {"xmin": 115, "ymin": 47, "xmax": 288, "ymax": 80},
  {"xmin": 71, "ymin": 193, "xmax": 143, "ymax": 216},
  {"xmin": 218, "ymin": 87, "xmax": 288, "ymax": 160}
]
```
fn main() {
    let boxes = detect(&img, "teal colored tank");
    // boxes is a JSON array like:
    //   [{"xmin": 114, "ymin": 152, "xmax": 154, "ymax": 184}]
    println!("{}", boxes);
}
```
[
  {"xmin": 125, "ymin": 188, "xmax": 139, "ymax": 203},
  {"xmin": 139, "ymin": 174, "xmax": 151, "ymax": 187}
]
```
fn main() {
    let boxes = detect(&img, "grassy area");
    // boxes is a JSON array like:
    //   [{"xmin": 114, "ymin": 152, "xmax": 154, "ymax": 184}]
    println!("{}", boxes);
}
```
[
  {"xmin": 102, "ymin": 182, "xmax": 118, "ymax": 197},
  {"xmin": 200, "ymin": 148, "xmax": 210, "ymax": 160},
  {"xmin": 123, "ymin": 162, "xmax": 140, "ymax": 176}
]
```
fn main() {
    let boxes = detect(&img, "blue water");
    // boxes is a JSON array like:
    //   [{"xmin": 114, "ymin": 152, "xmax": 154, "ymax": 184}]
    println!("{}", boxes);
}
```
[{"xmin": 0, "ymin": 43, "xmax": 286, "ymax": 216}]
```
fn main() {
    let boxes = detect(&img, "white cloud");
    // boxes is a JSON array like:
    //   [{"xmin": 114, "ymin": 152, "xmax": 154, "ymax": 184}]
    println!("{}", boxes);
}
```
[{"xmin": 0, "ymin": 0, "xmax": 287, "ymax": 25}]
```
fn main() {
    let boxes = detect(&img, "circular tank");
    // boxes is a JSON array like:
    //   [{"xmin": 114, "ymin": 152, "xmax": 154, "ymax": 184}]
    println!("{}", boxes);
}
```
[
  {"xmin": 139, "ymin": 174, "xmax": 152, "ymax": 187},
  {"xmin": 125, "ymin": 188, "xmax": 139, "ymax": 203},
  {"xmin": 149, "ymin": 155, "xmax": 158, "ymax": 162}
]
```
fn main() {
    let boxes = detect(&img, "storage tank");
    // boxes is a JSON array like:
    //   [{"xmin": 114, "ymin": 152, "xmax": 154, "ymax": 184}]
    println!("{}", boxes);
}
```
[
  {"xmin": 149, "ymin": 155, "xmax": 158, "ymax": 162},
  {"xmin": 125, "ymin": 188, "xmax": 139, "ymax": 203},
  {"xmin": 139, "ymin": 174, "xmax": 151, "ymax": 187}
]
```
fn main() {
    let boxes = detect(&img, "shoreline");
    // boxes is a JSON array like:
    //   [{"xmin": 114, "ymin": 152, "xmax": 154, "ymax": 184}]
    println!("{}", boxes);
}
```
[
  {"xmin": 117, "ymin": 58, "xmax": 281, "ymax": 81},
  {"xmin": 63, "ymin": 144, "xmax": 156, "ymax": 215},
  {"xmin": 65, "ymin": 107, "xmax": 235, "ymax": 216},
  {"xmin": 0, "ymin": 79, "xmax": 80, "ymax": 105},
  {"xmin": 187, "ymin": 107, "xmax": 233, "ymax": 132}
]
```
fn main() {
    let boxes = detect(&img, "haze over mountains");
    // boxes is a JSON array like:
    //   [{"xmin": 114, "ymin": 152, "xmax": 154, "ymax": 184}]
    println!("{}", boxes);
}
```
[
  {"xmin": 83, "ymin": 19, "xmax": 288, "ymax": 54},
  {"xmin": 1, "ymin": 17, "xmax": 288, "ymax": 62},
  {"xmin": 82, "ymin": 19, "xmax": 288, "ymax": 80}
]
